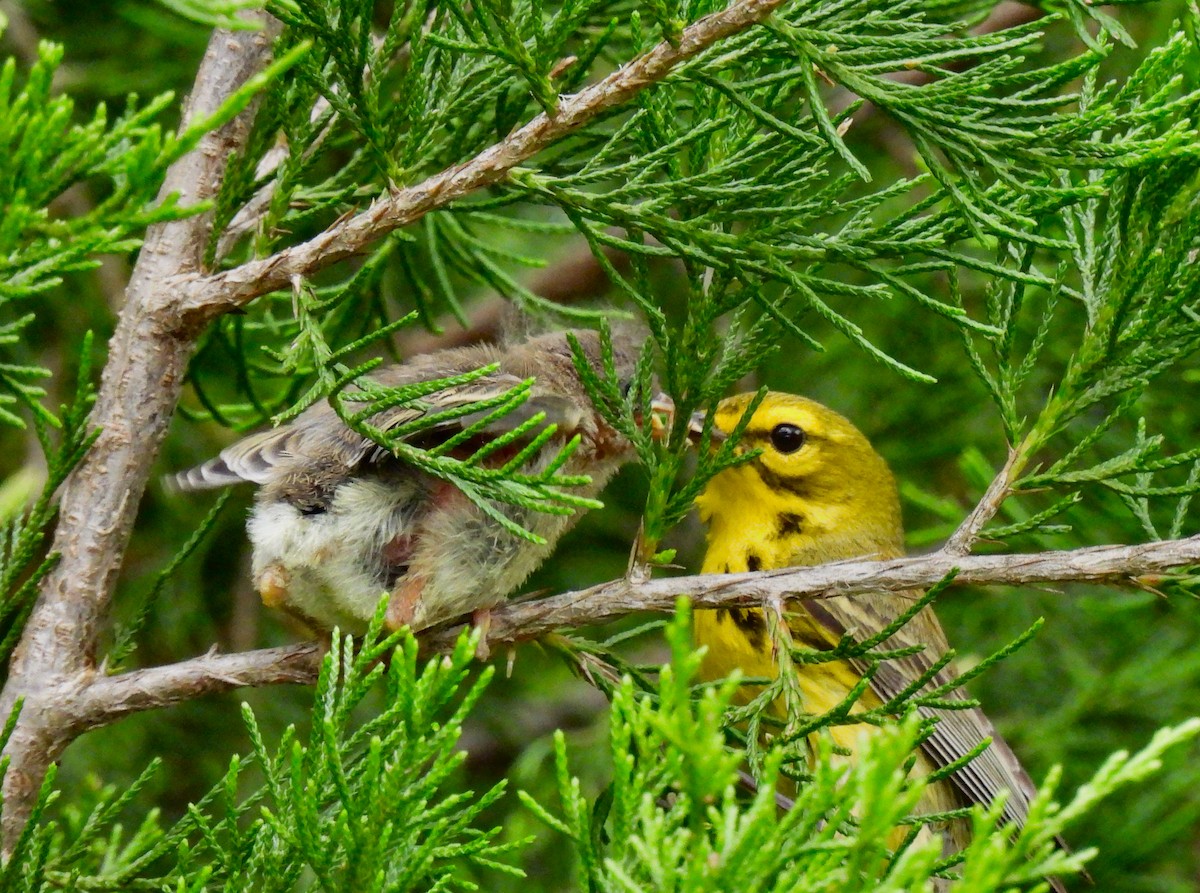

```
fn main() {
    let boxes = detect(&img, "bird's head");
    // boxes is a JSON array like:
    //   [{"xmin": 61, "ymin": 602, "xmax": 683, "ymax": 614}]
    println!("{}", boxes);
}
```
[{"xmin": 691, "ymin": 392, "xmax": 904, "ymax": 564}]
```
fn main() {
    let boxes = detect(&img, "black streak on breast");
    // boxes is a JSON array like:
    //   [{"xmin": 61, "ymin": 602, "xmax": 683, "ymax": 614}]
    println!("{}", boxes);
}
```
[
  {"xmin": 774, "ymin": 512, "xmax": 804, "ymax": 539},
  {"xmin": 729, "ymin": 608, "xmax": 767, "ymax": 650}
]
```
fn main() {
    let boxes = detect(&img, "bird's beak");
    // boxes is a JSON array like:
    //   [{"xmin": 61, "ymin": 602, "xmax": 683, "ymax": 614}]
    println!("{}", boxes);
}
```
[
  {"xmin": 686, "ymin": 409, "xmax": 728, "ymax": 445},
  {"xmin": 649, "ymin": 393, "xmax": 675, "ymax": 442}
]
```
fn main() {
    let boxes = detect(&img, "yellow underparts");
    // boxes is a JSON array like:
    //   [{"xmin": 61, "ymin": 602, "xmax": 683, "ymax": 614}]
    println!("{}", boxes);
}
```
[
  {"xmin": 694, "ymin": 564, "xmax": 882, "ymax": 759},
  {"xmin": 693, "ymin": 457, "xmax": 898, "ymax": 757},
  {"xmin": 695, "ymin": 510, "xmax": 959, "ymax": 847}
]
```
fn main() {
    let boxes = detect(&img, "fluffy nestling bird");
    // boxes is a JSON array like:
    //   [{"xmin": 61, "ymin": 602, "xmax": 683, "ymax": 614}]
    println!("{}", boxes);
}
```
[
  {"xmin": 176, "ymin": 328, "xmax": 651, "ymax": 635},
  {"xmin": 691, "ymin": 391, "xmax": 1048, "ymax": 860}
]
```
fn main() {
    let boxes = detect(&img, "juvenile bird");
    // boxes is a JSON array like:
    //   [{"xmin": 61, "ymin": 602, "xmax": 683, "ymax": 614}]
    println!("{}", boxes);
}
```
[
  {"xmin": 691, "ymin": 392, "xmax": 1042, "ymax": 856},
  {"xmin": 176, "ymin": 329, "xmax": 651, "ymax": 635}
]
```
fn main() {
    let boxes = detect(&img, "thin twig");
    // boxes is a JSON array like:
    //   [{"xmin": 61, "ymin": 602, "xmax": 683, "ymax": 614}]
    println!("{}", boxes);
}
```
[
  {"xmin": 80, "ymin": 644, "xmax": 324, "ymax": 723},
  {"xmin": 942, "ymin": 446, "xmax": 1024, "ymax": 556},
  {"xmin": 424, "ymin": 533, "xmax": 1200, "ymax": 648},
  {"xmin": 168, "ymin": 0, "xmax": 793, "ymax": 330}
]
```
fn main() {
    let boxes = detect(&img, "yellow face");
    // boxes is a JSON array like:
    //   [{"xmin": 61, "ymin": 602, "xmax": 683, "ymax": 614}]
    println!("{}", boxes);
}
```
[
  {"xmin": 710, "ymin": 392, "xmax": 875, "ymax": 484},
  {"xmin": 694, "ymin": 391, "xmax": 904, "ymax": 567}
]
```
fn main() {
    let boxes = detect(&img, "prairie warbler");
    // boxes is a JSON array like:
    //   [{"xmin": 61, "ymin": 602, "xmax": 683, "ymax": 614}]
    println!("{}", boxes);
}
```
[{"xmin": 692, "ymin": 391, "xmax": 1041, "ymax": 853}]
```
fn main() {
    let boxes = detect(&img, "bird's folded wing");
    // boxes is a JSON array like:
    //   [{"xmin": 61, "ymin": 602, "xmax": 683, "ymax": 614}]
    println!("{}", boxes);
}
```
[
  {"xmin": 172, "ymin": 426, "xmax": 312, "ymax": 489},
  {"xmin": 173, "ymin": 376, "xmax": 586, "ymax": 491},
  {"xmin": 803, "ymin": 594, "xmax": 1037, "ymax": 829}
]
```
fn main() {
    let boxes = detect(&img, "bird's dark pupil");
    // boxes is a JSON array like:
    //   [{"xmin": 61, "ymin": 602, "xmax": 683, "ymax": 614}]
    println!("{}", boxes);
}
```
[{"xmin": 770, "ymin": 423, "xmax": 805, "ymax": 454}]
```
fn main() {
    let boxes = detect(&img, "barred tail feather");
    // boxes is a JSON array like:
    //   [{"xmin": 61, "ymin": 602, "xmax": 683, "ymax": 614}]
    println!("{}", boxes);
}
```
[{"xmin": 169, "ymin": 456, "xmax": 254, "ymax": 491}]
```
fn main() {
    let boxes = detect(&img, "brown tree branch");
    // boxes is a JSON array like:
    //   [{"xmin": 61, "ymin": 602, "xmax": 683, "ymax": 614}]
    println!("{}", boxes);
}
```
[
  {"xmin": 80, "ymin": 644, "xmax": 324, "ymax": 723},
  {"xmin": 0, "ymin": 14, "xmax": 280, "ymax": 853},
  {"xmin": 425, "ymin": 533, "xmax": 1200, "ymax": 648},
  {"xmin": 169, "ymin": 0, "xmax": 793, "ymax": 330},
  {"xmin": 942, "ymin": 446, "xmax": 1025, "ymax": 557},
  {"xmin": 61, "ymin": 532, "xmax": 1200, "ymax": 732}
]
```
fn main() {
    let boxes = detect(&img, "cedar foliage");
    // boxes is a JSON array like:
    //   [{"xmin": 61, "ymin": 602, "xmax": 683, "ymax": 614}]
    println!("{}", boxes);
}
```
[{"xmin": 1, "ymin": 0, "xmax": 1200, "ymax": 889}]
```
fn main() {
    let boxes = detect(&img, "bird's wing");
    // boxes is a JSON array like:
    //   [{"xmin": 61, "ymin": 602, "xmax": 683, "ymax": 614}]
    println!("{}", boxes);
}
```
[
  {"xmin": 172, "ymin": 363, "xmax": 589, "ymax": 491},
  {"xmin": 172, "ymin": 425, "xmax": 314, "ymax": 489},
  {"xmin": 366, "ymin": 387, "xmax": 587, "ymax": 447},
  {"xmin": 802, "ymin": 593, "xmax": 1037, "ymax": 828}
]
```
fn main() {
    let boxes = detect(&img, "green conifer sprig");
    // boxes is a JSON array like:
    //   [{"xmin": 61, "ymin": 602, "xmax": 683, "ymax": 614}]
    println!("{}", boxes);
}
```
[
  {"xmin": 0, "ymin": 615, "xmax": 533, "ymax": 891},
  {"xmin": 0, "ymin": 43, "xmax": 180, "ymax": 302},
  {"xmin": 0, "ymin": 335, "xmax": 96, "ymax": 668},
  {"xmin": 530, "ymin": 606, "xmax": 1200, "ymax": 892},
  {"xmin": 151, "ymin": 0, "xmax": 266, "ymax": 29}
]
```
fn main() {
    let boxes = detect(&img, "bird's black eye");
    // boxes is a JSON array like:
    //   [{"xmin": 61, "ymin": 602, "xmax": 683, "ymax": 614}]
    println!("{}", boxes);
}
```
[
  {"xmin": 297, "ymin": 503, "xmax": 327, "ymax": 516},
  {"xmin": 769, "ymin": 423, "xmax": 805, "ymax": 454}
]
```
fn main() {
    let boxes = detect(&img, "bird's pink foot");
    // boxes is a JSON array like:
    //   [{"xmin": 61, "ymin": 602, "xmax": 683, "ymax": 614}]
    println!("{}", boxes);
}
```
[
  {"xmin": 386, "ymin": 574, "xmax": 427, "ymax": 631},
  {"xmin": 472, "ymin": 607, "xmax": 493, "ymax": 661}
]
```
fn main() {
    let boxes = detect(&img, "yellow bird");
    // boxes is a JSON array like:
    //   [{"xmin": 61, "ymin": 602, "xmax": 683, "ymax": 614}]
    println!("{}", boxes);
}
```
[{"xmin": 692, "ymin": 391, "xmax": 1041, "ymax": 854}]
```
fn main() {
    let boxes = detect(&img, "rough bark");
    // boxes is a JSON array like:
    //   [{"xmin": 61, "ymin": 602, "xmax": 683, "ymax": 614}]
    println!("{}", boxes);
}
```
[{"xmin": 0, "ymin": 15, "xmax": 280, "ymax": 851}]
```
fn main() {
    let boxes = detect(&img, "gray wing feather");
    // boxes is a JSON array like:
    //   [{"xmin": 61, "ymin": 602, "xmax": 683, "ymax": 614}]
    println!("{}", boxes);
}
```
[
  {"xmin": 172, "ymin": 337, "xmax": 590, "ymax": 492},
  {"xmin": 804, "ymin": 597, "xmax": 1036, "ymax": 828},
  {"xmin": 868, "ymin": 660, "xmax": 1034, "ymax": 826},
  {"xmin": 171, "ymin": 426, "xmax": 312, "ymax": 490}
]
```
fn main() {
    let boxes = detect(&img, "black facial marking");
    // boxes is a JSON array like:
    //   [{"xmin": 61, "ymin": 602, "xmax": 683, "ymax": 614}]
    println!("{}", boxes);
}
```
[
  {"xmin": 752, "ymin": 460, "xmax": 836, "ymax": 503},
  {"xmin": 746, "ymin": 553, "xmax": 762, "ymax": 572},
  {"xmin": 775, "ymin": 512, "xmax": 804, "ymax": 539}
]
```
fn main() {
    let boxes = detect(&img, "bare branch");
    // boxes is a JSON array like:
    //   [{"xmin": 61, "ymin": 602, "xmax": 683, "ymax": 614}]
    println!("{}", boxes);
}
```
[
  {"xmin": 80, "ymin": 644, "xmax": 323, "ymax": 726},
  {"xmin": 423, "ymin": 533, "xmax": 1200, "ymax": 649},
  {"xmin": 76, "ymin": 533, "xmax": 1200, "ymax": 716},
  {"xmin": 171, "ymin": 0, "xmax": 793, "ymax": 329}
]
